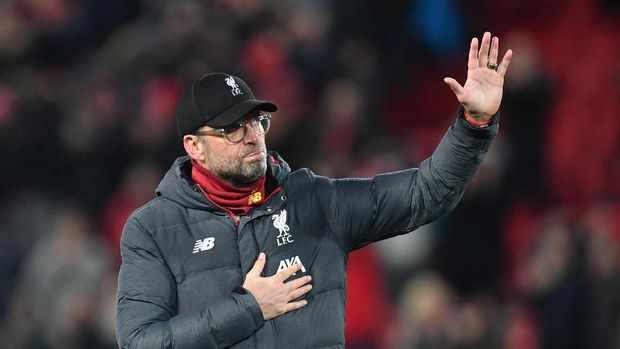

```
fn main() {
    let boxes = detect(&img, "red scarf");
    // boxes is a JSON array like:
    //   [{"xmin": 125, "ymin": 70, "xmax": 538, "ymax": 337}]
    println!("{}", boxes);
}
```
[{"xmin": 191, "ymin": 160, "xmax": 266, "ymax": 216}]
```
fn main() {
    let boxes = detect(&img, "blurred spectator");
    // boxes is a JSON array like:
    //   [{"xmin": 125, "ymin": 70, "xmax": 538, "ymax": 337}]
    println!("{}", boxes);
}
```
[
  {"xmin": 0, "ymin": 194, "xmax": 59, "ymax": 315},
  {"xmin": 60, "ymin": 77, "xmax": 129, "ymax": 215},
  {"xmin": 581, "ymin": 201, "xmax": 620, "ymax": 349},
  {"xmin": 99, "ymin": 160, "xmax": 163, "ymax": 265},
  {"xmin": 0, "ymin": 205, "xmax": 114, "ymax": 348},
  {"xmin": 451, "ymin": 295, "xmax": 503, "ymax": 349},
  {"xmin": 522, "ymin": 211, "xmax": 586, "ymax": 349},
  {"xmin": 126, "ymin": 76, "xmax": 184, "ymax": 169},
  {"xmin": 502, "ymin": 302, "xmax": 538, "ymax": 349},
  {"xmin": 285, "ymin": 1, "xmax": 334, "ymax": 87},
  {"xmin": 500, "ymin": 31, "xmax": 552, "ymax": 201},
  {"xmin": 317, "ymin": 78, "xmax": 364, "ymax": 176},
  {"xmin": 239, "ymin": 30, "xmax": 311, "ymax": 150},
  {"xmin": 433, "ymin": 143, "xmax": 506, "ymax": 296},
  {"xmin": 394, "ymin": 272, "xmax": 457, "ymax": 349},
  {"xmin": 346, "ymin": 248, "xmax": 393, "ymax": 349},
  {"xmin": 543, "ymin": 2, "xmax": 620, "ymax": 207},
  {"xmin": 405, "ymin": 0, "xmax": 464, "ymax": 58}
]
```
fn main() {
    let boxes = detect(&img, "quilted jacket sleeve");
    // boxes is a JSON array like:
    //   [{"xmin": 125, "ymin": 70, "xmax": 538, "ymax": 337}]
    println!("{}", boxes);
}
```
[
  {"xmin": 314, "ymin": 108, "xmax": 499, "ymax": 252},
  {"xmin": 116, "ymin": 216, "xmax": 264, "ymax": 349}
]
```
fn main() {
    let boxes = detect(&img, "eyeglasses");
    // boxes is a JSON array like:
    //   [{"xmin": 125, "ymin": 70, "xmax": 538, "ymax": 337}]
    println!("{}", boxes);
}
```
[{"xmin": 194, "ymin": 114, "xmax": 271, "ymax": 143}]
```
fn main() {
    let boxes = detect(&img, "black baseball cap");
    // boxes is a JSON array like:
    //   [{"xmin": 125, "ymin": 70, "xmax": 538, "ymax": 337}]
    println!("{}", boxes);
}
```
[{"xmin": 176, "ymin": 73, "xmax": 277, "ymax": 136}]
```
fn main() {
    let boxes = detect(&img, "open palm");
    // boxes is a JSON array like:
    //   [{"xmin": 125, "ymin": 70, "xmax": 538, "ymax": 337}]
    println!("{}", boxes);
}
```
[{"xmin": 444, "ymin": 32, "xmax": 513, "ymax": 122}]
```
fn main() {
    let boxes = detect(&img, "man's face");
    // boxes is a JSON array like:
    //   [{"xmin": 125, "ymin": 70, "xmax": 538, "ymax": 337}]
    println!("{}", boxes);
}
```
[{"xmin": 195, "ymin": 113, "xmax": 268, "ymax": 186}]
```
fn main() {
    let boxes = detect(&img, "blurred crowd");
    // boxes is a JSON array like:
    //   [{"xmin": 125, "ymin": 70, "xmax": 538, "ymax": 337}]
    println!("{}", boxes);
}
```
[{"xmin": 0, "ymin": 0, "xmax": 619, "ymax": 348}]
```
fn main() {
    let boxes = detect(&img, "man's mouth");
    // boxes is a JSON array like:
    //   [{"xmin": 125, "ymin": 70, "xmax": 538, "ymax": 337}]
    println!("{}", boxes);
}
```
[{"xmin": 243, "ymin": 150, "xmax": 265, "ymax": 160}]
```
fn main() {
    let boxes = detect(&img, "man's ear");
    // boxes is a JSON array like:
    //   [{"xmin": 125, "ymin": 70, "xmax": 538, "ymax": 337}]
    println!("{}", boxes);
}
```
[{"xmin": 183, "ymin": 135, "xmax": 205, "ymax": 162}]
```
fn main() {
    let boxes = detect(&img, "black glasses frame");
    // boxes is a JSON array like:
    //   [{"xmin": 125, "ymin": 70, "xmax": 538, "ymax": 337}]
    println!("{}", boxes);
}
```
[{"xmin": 193, "ymin": 113, "xmax": 271, "ymax": 143}]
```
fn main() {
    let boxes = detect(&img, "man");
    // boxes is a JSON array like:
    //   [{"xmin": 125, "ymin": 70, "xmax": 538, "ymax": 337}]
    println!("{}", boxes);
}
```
[{"xmin": 116, "ymin": 32, "xmax": 512, "ymax": 348}]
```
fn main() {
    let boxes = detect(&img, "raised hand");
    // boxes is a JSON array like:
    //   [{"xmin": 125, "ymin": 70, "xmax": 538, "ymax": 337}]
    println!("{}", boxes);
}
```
[
  {"xmin": 444, "ymin": 32, "xmax": 513, "ymax": 122},
  {"xmin": 242, "ymin": 252, "xmax": 312, "ymax": 320}
]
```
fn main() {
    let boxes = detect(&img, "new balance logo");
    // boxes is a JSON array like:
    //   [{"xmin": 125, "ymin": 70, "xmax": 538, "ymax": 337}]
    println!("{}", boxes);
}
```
[
  {"xmin": 192, "ymin": 237, "xmax": 215, "ymax": 254},
  {"xmin": 277, "ymin": 256, "xmax": 306, "ymax": 275}
]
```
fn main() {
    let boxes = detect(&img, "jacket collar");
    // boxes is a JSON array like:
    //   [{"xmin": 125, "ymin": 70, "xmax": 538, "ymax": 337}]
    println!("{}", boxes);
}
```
[{"xmin": 155, "ymin": 152, "xmax": 291, "ymax": 212}]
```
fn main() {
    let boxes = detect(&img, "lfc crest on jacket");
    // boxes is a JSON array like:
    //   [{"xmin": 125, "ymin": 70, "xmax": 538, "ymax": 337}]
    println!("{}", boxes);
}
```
[{"xmin": 272, "ymin": 209, "xmax": 293, "ymax": 246}]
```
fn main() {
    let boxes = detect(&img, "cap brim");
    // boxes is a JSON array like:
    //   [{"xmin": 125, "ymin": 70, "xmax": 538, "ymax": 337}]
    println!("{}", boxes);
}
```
[{"xmin": 206, "ymin": 99, "xmax": 277, "ymax": 127}]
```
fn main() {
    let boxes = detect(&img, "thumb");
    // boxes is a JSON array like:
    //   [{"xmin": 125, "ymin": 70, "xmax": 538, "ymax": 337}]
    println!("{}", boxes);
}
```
[
  {"xmin": 248, "ymin": 252, "xmax": 266, "ymax": 277},
  {"xmin": 443, "ymin": 77, "xmax": 464, "ymax": 100}
]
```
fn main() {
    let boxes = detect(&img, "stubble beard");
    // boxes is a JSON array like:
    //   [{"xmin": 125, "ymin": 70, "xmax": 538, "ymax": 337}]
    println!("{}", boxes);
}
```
[{"xmin": 204, "ymin": 141, "xmax": 267, "ymax": 187}]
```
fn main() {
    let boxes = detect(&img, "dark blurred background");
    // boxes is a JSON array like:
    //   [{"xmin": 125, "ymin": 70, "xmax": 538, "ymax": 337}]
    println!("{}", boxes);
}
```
[{"xmin": 0, "ymin": 0, "xmax": 619, "ymax": 348}]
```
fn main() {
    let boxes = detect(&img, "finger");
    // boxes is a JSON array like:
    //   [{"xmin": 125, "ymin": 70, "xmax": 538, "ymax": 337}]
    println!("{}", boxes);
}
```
[
  {"xmin": 286, "ymin": 275, "xmax": 312, "ymax": 290},
  {"xmin": 247, "ymin": 252, "xmax": 266, "ymax": 277},
  {"xmin": 275, "ymin": 262, "xmax": 302, "ymax": 282},
  {"xmin": 284, "ymin": 300, "xmax": 308, "ymax": 313},
  {"xmin": 443, "ymin": 78, "xmax": 465, "ymax": 101},
  {"xmin": 478, "ymin": 32, "xmax": 491, "ymax": 68},
  {"xmin": 488, "ymin": 36, "xmax": 499, "ymax": 66},
  {"xmin": 289, "ymin": 284, "xmax": 313, "ymax": 300},
  {"xmin": 467, "ymin": 37, "xmax": 479, "ymax": 70},
  {"xmin": 497, "ymin": 49, "xmax": 513, "ymax": 77}
]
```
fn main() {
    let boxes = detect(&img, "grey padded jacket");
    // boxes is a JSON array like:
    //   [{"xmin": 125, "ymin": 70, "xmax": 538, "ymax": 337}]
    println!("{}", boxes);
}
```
[{"xmin": 116, "ymin": 109, "xmax": 498, "ymax": 348}]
